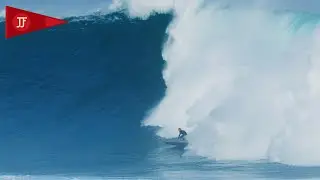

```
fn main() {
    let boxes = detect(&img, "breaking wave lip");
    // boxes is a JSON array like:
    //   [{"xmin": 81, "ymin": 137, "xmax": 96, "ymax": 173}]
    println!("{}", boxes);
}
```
[
  {"xmin": 118, "ymin": 0, "xmax": 320, "ymax": 166},
  {"xmin": 0, "ymin": 1, "xmax": 122, "ymax": 22}
]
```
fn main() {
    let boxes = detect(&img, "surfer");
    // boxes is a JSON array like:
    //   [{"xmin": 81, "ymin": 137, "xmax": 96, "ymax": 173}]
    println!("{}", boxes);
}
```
[{"xmin": 178, "ymin": 128, "xmax": 187, "ymax": 140}]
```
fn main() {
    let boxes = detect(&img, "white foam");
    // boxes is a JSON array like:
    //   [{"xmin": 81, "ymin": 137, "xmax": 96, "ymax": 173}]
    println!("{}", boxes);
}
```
[
  {"xmin": 0, "ymin": 9, "xmax": 4, "ymax": 18},
  {"xmin": 117, "ymin": 0, "xmax": 174, "ymax": 18},
  {"xmin": 119, "ymin": 0, "xmax": 320, "ymax": 166}
]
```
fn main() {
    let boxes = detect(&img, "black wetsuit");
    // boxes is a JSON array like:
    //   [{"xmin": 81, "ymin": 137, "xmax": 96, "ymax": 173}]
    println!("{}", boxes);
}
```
[{"xmin": 178, "ymin": 130, "xmax": 187, "ymax": 140}]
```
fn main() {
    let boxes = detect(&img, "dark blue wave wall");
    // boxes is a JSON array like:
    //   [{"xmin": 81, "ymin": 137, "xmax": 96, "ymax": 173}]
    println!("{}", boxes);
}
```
[{"xmin": 0, "ymin": 12, "xmax": 171, "ymax": 173}]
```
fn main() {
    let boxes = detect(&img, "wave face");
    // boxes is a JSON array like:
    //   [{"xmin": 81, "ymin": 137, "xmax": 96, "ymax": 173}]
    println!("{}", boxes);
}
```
[
  {"xmin": 0, "ymin": 12, "xmax": 171, "ymax": 174},
  {"xmin": 121, "ymin": 0, "xmax": 320, "ymax": 166}
]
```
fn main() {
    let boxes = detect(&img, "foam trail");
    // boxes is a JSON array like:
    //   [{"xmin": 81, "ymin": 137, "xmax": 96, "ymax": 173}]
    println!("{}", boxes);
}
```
[{"xmin": 119, "ymin": 0, "xmax": 320, "ymax": 165}]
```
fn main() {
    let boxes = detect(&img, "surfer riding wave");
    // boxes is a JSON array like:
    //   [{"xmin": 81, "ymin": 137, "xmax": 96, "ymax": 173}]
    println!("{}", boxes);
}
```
[{"xmin": 178, "ymin": 128, "xmax": 187, "ymax": 140}]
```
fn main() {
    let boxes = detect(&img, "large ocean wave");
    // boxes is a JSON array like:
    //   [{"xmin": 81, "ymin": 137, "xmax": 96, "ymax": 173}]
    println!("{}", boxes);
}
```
[
  {"xmin": 1, "ymin": 0, "xmax": 320, "ymax": 177},
  {"xmin": 119, "ymin": 0, "xmax": 320, "ymax": 166},
  {"xmin": 0, "ymin": 11, "xmax": 171, "ymax": 174}
]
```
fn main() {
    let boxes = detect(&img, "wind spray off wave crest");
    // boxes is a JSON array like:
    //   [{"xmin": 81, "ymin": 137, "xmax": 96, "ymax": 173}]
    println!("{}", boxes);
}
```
[{"xmin": 118, "ymin": 0, "xmax": 320, "ymax": 165}]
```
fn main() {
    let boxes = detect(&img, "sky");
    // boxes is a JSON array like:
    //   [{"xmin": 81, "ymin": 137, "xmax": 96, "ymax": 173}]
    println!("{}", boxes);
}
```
[
  {"xmin": 0, "ymin": 0, "xmax": 113, "ymax": 17},
  {"xmin": 0, "ymin": 0, "xmax": 320, "ymax": 18}
]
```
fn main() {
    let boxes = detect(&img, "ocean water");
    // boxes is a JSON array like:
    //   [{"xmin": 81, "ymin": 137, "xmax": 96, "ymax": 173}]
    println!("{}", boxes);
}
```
[{"xmin": 1, "ymin": 0, "xmax": 320, "ymax": 179}]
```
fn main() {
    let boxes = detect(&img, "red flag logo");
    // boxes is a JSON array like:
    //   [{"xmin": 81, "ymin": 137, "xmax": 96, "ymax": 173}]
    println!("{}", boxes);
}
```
[{"xmin": 5, "ymin": 6, "xmax": 67, "ymax": 39}]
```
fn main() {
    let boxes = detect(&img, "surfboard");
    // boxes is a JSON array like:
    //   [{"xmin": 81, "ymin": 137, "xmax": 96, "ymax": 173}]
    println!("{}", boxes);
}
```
[{"xmin": 164, "ymin": 138, "xmax": 188, "ymax": 146}]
